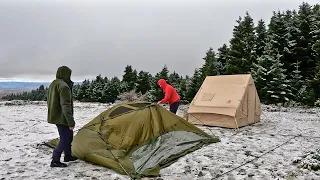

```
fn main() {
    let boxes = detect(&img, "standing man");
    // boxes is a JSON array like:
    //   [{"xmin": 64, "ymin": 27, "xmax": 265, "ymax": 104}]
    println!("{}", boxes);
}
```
[
  {"xmin": 157, "ymin": 78, "xmax": 181, "ymax": 114},
  {"xmin": 47, "ymin": 66, "xmax": 77, "ymax": 167}
]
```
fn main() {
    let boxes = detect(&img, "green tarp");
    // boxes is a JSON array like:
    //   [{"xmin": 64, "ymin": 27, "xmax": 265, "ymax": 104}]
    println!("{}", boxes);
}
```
[{"xmin": 45, "ymin": 102, "xmax": 220, "ymax": 179}]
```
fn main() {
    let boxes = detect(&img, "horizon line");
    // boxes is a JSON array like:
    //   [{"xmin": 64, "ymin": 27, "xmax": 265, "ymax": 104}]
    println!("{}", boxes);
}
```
[{"xmin": 0, "ymin": 78, "xmax": 84, "ymax": 83}]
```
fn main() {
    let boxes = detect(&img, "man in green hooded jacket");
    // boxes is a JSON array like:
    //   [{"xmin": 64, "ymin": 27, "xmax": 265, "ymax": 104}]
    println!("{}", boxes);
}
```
[{"xmin": 47, "ymin": 66, "xmax": 77, "ymax": 167}]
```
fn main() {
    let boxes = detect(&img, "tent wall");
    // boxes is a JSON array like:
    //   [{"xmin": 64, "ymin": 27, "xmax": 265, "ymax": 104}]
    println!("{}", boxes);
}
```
[{"xmin": 187, "ymin": 113, "xmax": 236, "ymax": 128}]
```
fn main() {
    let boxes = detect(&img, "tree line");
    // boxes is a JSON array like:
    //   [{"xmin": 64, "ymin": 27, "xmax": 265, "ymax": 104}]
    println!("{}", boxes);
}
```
[{"xmin": 3, "ymin": 2, "xmax": 320, "ymax": 107}]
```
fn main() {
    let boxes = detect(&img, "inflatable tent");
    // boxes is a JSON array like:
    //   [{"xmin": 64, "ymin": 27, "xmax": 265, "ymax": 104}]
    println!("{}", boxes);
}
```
[{"xmin": 45, "ymin": 102, "xmax": 220, "ymax": 178}]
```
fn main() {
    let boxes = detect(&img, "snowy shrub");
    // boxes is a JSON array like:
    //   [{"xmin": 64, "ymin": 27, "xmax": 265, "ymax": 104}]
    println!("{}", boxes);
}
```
[
  {"xmin": 297, "ymin": 85, "xmax": 316, "ymax": 107},
  {"xmin": 296, "ymin": 148, "xmax": 320, "ymax": 171},
  {"xmin": 117, "ymin": 89, "xmax": 148, "ymax": 102},
  {"xmin": 314, "ymin": 99, "xmax": 320, "ymax": 107},
  {"xmin": 4, "ymin": 100, "xmax": 28, "ymax": 106}
]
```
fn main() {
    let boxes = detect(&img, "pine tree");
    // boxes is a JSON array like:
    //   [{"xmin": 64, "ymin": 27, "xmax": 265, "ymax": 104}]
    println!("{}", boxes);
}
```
[
  {"xmin": 252, "ymin": 36, "xmax": 292, "ymax": 105},
  {"xmin": 295, "ymin": 2, "xmax": 315, "ymax": 80},
  {"xmin": 136, "ymin": 71, "xmax": 152, "ymax": 94},
  {"xmin": 268, "ymin": 11, "xmax": 289, "ymax": 67},
  {"xmin": 265, "ymin": 52, "xmax": 292, "ymax": 105},
  {"xmin": 217, "ymin": 44, "xmax": 229, "ymax": 75},
  {"xmin": 103, "ymin": 77, "xmax": 121, "ymax": 103},
  {"xmin": 289, "ymin": 60, "xmax": 303, "ymax": 102},
  {"xmin": 122, "ymin": 65, "xmax": 138, "ymax": 91},
  {"xmin": 200, "ymin": 47, "xmax": 220, "ymax": 81},
  {"xmin": 251, "ymin": 39, "xmax": 277, "ymax": 102},
  {"xmin": 185, "ymin": 69, "xmax": 202, "ymax": 103},
  {"xmin": 284, "ymin": 10, "xmax": 300, "ymax": 73},
  {"xmin": 255, "ymin": 19, "xmax": 267, "ymax": 57},
  {"xmin": 90, "ymin": 75, "xmax": 105, "ymax": 102},
  {"xmin": 226, "ymin": 12, "xmax": 256, "ymax": 74},
  {"xmin": 178, "ymin": 76, "xmax": 187, "ymax": 104},
  {"xmin": 168, "ymin": 71, "xmax": 181, "ymax": 88},
  {"xmin": 311, "ymin": 4, "xmax": 320, "ymax": 98},
  {"xmin": 77, "ymin": 79, "xmax": 90, "ymax": 101},
  {"xmin": 148, "ymin": 65, "xmax": 170, "ymax": 102},
  {"xmin": 311, "ymin": 4, "xmax": 320, "ymax": 59}
]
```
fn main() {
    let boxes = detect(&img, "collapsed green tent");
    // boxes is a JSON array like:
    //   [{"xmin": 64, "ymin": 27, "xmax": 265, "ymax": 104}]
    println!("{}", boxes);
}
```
[{"xmin": 45, "ymin": 102, "xmax": 220, "ymax": 179}]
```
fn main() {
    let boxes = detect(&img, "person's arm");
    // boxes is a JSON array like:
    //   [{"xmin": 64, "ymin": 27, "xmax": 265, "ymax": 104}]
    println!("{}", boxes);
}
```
[
  {"xmin": 59, "ymin": 86, "xmax": 75, "ymax": 128},
  {"xmin": 159, "ymin": 88, "xmax": 172, "ymax": 103}
]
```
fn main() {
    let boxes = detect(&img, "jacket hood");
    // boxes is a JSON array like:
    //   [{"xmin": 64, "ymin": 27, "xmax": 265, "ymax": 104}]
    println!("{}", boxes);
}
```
[
  {"xmin": 158, "ymin": 79, "xmax": 167, "ymax": 89},
  {"xmin": 56, "ymin": 66, "xmax": 72, "ymax": 84}
]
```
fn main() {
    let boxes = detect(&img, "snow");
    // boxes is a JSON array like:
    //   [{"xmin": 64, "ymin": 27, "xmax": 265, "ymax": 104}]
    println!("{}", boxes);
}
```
[{"xmin": 1, "ymin": 101, "xmax": 320, "ymax": 180}]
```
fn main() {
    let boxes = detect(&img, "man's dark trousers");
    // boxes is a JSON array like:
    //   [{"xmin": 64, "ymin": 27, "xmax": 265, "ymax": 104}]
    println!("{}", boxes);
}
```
[
  {"xmin": 52, "ymin": 124, "xmax": 73, "ymax": 162},
  {"xmin": 170, "ymin": 101, "xmax": 180, "ymax": 114}
]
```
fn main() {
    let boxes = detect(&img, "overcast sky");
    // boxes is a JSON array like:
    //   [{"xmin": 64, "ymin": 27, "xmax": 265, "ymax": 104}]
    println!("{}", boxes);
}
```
[{"xmin": 0, "ymin": 0, "xmax": 318, "ymax": 82}]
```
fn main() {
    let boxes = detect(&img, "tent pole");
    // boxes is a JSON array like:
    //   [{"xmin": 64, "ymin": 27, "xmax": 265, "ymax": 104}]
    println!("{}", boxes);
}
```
[{"xmin": 106, "ymin": 147, "xmax": 133, "ymax": 180}]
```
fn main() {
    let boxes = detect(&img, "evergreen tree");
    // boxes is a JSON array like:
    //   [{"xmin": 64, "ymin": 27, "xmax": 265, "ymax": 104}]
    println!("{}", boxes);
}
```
[
  {"xmin": 103, "ymin": 77, "xmax": 121, "ymax": 103},
  {"xmin": 311, "ymin": 4, "xmax": 320, "ymax": 97},
  {"xmin": 77, "ymin": 79, "xmax": 91, "ymax": 101},
  {"xmin": 136, "ymin": 70, "xmax": 152, "ymax": 94},
  {"xmin": 185, "ymin": 69, "xmax": 202, "ymax": 103},
  {"xmin": 122, "ymin": 65, "xmax": 138, "ymax": 91},
  {"xmin": 89, "ymin": 75, "xmax": 105, "ymax": 102},
  {"xmin": 268, "ymin": 11, "xmax": 289, "ymax": 67},
  {"xmin": 217, "ymin": 44, "xmax": 229, "ymax": 74},
  {"xmin": 255, "ymin": 19, "xmax": 267, "ymax": 57},
  {"xmin": 295, "ymin": 2, "xmax": 315, "ymax": 80},
  {"xmin": 168, "ymin": 71, "xmax": 181, "ymax": 88},
  {"xmin": 284, "ymin": 10, "xmax": 300, "ymax": 73},
  {"xmin": 148, "ymin": 65, "xmax": 169, "ymax": 102},
  {"xmin": 311, "ymin": 4, "xmax": 320, "ymax": 58},
  {"xmin": 200, "ymin": 47, "xmax": 220, "ymax": 81},
  {"xmin": 289, "ymin": 60, "xmax": 303, "ymax": 102},
  {"xmin": 265, "ymin": 52, "xmax": 292, "ymax": 105},
  {"xmin": 178, "ymin": 76, "xmax": 188, "ymax": 104},
  {"xmin": 226, "ymin": 12, "xmax": 256, "ymax": 74},
  {"xmin": 252, "ymin": 36, "xmax": 292, "ymax": 105},
  {"xmin": 251, "ymin": 39, "xmax": 277, "ymax": 102}
]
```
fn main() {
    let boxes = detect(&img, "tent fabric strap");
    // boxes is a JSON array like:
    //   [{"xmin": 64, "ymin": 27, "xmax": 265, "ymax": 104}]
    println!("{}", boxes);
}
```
[{"xmin": 234, "ymin": 118, "xmax": 239, "ymax": 129}]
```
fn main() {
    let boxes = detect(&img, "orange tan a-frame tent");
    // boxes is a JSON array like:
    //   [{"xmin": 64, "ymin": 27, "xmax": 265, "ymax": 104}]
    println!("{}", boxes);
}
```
[{"xmin": 186, "ymin": 74, "xmax": 261, "ymax": 128}]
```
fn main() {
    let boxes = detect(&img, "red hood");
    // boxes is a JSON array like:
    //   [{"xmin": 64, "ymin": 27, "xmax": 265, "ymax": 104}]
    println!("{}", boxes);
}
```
[{"xmin": 158, "ymin": 79, "xmax": 167, "ymax": 89}]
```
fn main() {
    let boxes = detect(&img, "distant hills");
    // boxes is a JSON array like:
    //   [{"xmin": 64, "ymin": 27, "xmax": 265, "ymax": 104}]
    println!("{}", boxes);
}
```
[
  {"xmin": 0, "ymin": 81, "xmax": 81, "ymax": 95},
  {"xmin": 0, "ymin": 82, "xmax": 51, "ymax": 94}
]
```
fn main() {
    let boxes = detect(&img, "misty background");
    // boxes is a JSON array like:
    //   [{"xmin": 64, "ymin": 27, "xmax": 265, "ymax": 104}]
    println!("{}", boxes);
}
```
[{"xmin": 0, "ymin": 0, "xmax": 317, "ymax": 82}]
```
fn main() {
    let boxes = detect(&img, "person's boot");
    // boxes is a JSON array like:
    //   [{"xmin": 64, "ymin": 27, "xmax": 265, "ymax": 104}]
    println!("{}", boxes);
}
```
[
  {"xmin": 64, "ymin": 155, "xmax": 78, "ymax": 162},
  {"xmin": 50, "ymin": 160, "xmax": 67, "ymax": 168}
]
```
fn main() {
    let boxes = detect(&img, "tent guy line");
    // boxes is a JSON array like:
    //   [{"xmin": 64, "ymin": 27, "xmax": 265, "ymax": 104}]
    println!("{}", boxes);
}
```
[{"xmin": 212, "ymin": 135, "xmax": 299, "ymax": 179}]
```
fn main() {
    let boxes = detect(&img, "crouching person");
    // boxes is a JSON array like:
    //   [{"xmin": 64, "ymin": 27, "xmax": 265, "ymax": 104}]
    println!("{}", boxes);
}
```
[
  {"xmin": 47, "ymin": 66, "xmax": 78, "ymax": 167},
  {"xmin": 157, "ymin": 78, "xmax": 181, "ymax": 114}
]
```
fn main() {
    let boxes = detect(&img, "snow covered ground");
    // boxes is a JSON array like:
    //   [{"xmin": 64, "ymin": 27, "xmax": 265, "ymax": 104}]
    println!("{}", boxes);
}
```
[{"xmin": 0, "ymin": 101, "xmax": 320, "ymax": 180}]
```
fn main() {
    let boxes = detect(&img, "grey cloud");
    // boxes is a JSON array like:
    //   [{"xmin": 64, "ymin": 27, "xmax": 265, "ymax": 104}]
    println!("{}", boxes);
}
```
[{"xmin": 0, "ymin": 0, "xmax": 318, "ymax": 81}]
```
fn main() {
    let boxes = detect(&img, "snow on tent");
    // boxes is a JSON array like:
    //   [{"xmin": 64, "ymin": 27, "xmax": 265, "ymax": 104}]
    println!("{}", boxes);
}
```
[
  {"xmin": 187, "ymin": 74, "xmax": 261, "ymax": 128},
  {"xmin": 44, "ymin": 102, "xmax": 220, "ymax": 179}
]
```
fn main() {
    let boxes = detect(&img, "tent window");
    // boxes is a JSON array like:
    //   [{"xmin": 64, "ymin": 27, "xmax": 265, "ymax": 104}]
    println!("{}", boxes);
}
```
[
  {"xmin": 109, "ymin": 106, "xmax": 134, "ymax": 117},
  {"xmin": 129, "ymin": 103, "xmax": 151, "ymax": 108}
]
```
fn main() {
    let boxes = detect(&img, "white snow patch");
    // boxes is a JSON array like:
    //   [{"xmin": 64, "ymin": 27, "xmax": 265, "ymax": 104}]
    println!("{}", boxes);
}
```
[{"xmin": 0, "ymin": 102, "xmax": 320, "ymax": 179}]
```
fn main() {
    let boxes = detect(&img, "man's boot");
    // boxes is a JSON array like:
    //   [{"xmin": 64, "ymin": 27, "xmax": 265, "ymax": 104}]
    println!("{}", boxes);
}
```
[
  {"xmin": 64, "ymin": 155, "xmax": 78, "ymax": 162},
  {"xmin": 50, "ymin": 160, "xmax": 67, "ymax": 167}
]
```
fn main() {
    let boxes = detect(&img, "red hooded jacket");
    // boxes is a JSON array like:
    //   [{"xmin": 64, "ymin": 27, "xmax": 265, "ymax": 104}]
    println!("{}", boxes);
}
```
[{"xmin": 158, "ymin": 79, "xmax": 180, "ymax": 105}]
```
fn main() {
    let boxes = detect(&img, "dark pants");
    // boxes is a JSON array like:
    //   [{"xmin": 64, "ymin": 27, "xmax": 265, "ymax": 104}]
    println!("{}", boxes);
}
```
[
  {"xmin": 170, "ymin": 101, "xmax": 180, "ymax": 114},
  {"xmin": 52, "ymin": 124, "xmax": 73, "ymax": 162}
]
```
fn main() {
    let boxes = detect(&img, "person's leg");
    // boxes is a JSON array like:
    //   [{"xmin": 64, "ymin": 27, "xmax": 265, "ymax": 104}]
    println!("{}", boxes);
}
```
[
  {"xmin": 63, "ymin": 128, "xmax": 77, "ymax": 162},
  {"xmin": 169, "ymin": 101, "xmax": 180, "ymax": 114},
  {"xmin": 51, "ymin": 124, "xmax": 68, "ymax": 167}
]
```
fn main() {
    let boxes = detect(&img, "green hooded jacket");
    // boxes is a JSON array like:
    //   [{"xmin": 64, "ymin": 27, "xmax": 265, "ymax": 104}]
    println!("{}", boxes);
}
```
[{"xmin": 47, "ymin": 66, "xmax": 75, "ymax": 127}]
